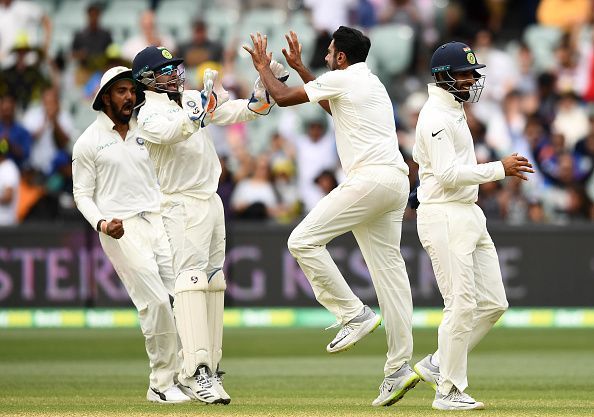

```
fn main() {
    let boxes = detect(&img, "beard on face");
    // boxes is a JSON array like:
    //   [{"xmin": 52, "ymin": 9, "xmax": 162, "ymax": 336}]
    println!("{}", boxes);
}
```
[{"xmin": 112, "ymin": 100, "xmax": 134, "ymax": 124}]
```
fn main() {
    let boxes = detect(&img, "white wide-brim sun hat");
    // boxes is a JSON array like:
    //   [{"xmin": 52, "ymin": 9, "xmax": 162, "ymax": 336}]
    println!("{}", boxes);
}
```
[{"xmin": 91, "ymin": 66, "xmax": 134, "ymax": 111}]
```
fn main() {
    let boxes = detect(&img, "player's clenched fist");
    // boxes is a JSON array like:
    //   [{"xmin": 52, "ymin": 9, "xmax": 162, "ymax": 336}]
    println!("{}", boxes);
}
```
[
  {"xmin": 106, "ymin": 218, "xmax": 124, "ymax": 239},
  {"xmin": 501, "ymin": 153, "xmax": 535, "ymax": 181}
]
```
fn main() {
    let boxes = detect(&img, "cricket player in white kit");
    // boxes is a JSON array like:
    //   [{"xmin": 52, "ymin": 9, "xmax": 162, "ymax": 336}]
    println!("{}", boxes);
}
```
[
  {"xmin": 244, "ymin": 27, "xmax": 419, "ymax": 407},
  {"xmin": 72, "ymin": 67, "xmax": 191, "ymax": 404},
  {"xmin": 412, "ymin": 42, "xmax": 535, "ymax": 410},
  {"xmin": 131, "ymin": 46, "xmax": 288, "ymax": 405}
]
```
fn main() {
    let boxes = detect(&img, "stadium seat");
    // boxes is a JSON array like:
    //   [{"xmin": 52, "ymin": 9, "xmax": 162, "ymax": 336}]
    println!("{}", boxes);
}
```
[
  {"xmin": 285, "ymin": 11, "xmax": 316, "ymax": 66},
  {"xmin": 156, "ymin": 0, "xmax": 200, "ymax": 42},
  {"xmin": 246, "ymin": 110, "xmax": 281, "ymax": 155},
  {"xmin": 367, "ymin": 24, "xmax": 414, "ymax": 81},
  {"xmin": 523, "ymin": 24, "xmax": 562, "ymax": 72},
  {"xmin": 101, "ymin": 0, "xmax": 149, "ymax": 43},
  {"xmin": 238, "ymin": 7, "xmax": 287, "ymax": 39},
  {"xmin": 36, "ymin": 0, "xmax": 56, "ymax": 14},
  {"xmin": 203, "ymin": 7, "xmax": 240, "ymax": 46},
  {"xmin": 52, "ymin": 0, "xmax": 87, "ymax": 33}
]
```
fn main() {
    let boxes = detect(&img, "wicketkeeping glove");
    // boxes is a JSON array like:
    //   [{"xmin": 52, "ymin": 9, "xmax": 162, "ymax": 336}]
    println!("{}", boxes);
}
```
[
  {"xmin": 184, "ymin": 69, "xmax": 228, "ymax": 127},
  {"xmin": 247, "ymin": 59, "xmax": 290, "ymax": 115},
  {"xmin": 183, "ymin": 90, "xmax": 209, "ymax": 127}
]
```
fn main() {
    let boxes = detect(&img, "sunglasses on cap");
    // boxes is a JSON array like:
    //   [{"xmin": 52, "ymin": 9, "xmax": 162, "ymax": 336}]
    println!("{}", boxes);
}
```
[{"xmin": 156, "ymin": 65, "xmax": 177, "ymax": 76}]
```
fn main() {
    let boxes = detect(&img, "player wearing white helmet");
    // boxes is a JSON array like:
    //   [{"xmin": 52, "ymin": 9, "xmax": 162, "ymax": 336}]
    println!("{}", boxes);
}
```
[
  {"xmin": 412, "ymin": 41, "xmax": 534, "ymax": 410},
  {"xmin": 132, "ymin": 45, "xmax": 288, "ymax": 405},
  {"xmin": 72, "ymin": 66, "xmax": 191, "ymax": 404}
]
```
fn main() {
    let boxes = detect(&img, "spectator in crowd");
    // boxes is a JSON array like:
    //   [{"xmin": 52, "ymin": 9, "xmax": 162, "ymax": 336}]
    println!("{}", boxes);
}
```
[
  {"xmin": 313, "ymin": 168, "xmax": 338, "ymax": 197},
  {"xmin": 0, "ymin": 34, "xmax": 51, "ymax": 111},
  {"xmin": 536, "ymin": 0, "xmax": 591, "ymax": 31},
  {"xmin": 22, "ymin": 87, "xmax": 76, "ymax": 176},
  {"xmin": 271, "ymin": 157, "xmax": 300, "ymax": 222},
  {"xmin": 217, "ymin": 156, "xmax": 235, "ymax": 219},
  {"xmin": 16, "ymin": 163, "xmax": 54, "ymax": 222},
  {"xmin": 553, "ymin": 34, "xmax": 580, "ymax": 95},
  {"xmin": 121, "ymin": 10, "xmax": 176, "ymax": 62},
  {"xmin": 472, "ymin": 29, "xmax": 520, "ymax": 122},
  {"xmin": 551, "ymin": 92, "xmax": 590, "ymax": 150},
  {"xmin": 290, "ymin": 115, "xmax": 339, "ymax": 213},
  {"xmin": 304, "ymin": 0, "xmax": 356, "ymax": 69},
  {"xmin": 0, "ymin": 136, "xmax": 19, "ymax": 225},
  {"xmin": 0, "ymin": 0, "xmax": 590, "ymax": 226},
  {"xmin": 178, "ymin": 19, "xmax": 224, "ymax": 68},
  {"xmin": 71, "ymin": 3, "xmax": 113, "ymax": 73},
  {"xmin": 0, "ymin": 0, "xmax": 52, "ymax": 64},
  {"xmin": 0, "ymin": 94, "xmax": 32, "ymax": 168},
  {"xmin": 485, "ymin": 90, "xmax": 527, "ymax": 157},
  {"xmin": 231, "ymin": 154, "xmax": 282, "ymax": 220}
]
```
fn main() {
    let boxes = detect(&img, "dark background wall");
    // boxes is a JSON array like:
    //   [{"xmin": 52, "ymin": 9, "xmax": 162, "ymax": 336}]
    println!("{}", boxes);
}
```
[{"xmin": 1, "ymin": 222, "xmax": 593, "ymax": 308}]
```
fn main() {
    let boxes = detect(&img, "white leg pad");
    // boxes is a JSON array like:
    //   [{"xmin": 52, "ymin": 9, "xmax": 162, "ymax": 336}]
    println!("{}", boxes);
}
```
[
  {"xmin": 207, "ymin": 269, "xmax": 226, "ymax": 372},
  {"xmin": 174, "ymin": 269, "xmax": 211, "ymax": 378}
]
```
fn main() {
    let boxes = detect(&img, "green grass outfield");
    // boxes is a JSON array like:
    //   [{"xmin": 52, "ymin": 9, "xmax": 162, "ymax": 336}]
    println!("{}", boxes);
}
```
[{"xmin": 0, "ymin": 327, "xmax": 592, "ymax": 417}]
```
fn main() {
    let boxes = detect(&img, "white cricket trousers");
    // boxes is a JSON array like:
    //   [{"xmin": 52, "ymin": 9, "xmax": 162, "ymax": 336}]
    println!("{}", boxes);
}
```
[
  {"xmin": 99, "ymin": 212, "xmax": 178, "ymax": 392},
  {"xmin": 417, "ymin": 202, "xmax": 508, "ymax": 395},
  {"xmin": 160, "ymin": 192, "xmax": 226, "ymax": 374},
  {"xmin": 288, "ymin": 165, "xmax": 413, "ymax": 376},
  {"xmin": 160, "ymin": 192, "xmax": 225, "ymax": 278}
]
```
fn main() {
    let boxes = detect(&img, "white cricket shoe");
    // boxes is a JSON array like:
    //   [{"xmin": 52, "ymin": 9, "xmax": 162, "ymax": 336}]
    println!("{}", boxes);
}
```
[
  {"xmin": 211, "ymin": 370, "xmax": 231, "ymax": 405},
  {"xmin": 432, "ymin": 386, "xmax": 485, "ymax": 410},
  {"xmin": 414, "ymin": 354, "xmax": 440, "ymax": 391},
  {"xmin": 146, "ymin": 385, "xmax": 192, "ymax": 404},
  {"xmin": 326, "ymin": 306, "xmax": 382, "ymax": 353},
  {"xmin": 178, "ymin": 365, "xmax": 223, "ymax": 404},
  {"xmin": 372, "ymin": 363, "xmax": 420, "ymax": 406}
]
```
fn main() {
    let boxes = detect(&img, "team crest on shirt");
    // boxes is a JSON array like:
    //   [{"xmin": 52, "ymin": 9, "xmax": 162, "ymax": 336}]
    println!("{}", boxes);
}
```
[{"xmin": 136, "ymin": 137, "xmax": 145, "ymax": 146}]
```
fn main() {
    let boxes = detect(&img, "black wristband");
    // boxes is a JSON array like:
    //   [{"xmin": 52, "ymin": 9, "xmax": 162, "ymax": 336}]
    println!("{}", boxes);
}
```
[{"xmin": 96, "ymin": 219, "xmax": 106, "ymax": 232}]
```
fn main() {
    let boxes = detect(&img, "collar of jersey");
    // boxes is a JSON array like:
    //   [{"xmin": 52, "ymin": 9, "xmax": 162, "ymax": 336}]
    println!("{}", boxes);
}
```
[
  {"xmin": 145, "ymin": 90, "xmax": 176, "ymax": 103},
  {"xmin": 96, "ymin": 110, "xmax": 137, "ymax": 134},
  {"xmin": 427, "ymin": 84, "xmax": 463, "ymax": 110},
  {"xmin": 346, "ymin": 62, "xmax": 368, "ymax": 72}
]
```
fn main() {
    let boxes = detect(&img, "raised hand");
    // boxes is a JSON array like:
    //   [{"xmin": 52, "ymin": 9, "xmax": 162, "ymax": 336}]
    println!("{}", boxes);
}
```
[
  {"xmin": 282, "ymin": 31, "xmax": 304, "ymax": 71},
  {"xmin": 501, "ymin": 153, "xmax": 535, "ymax": 181},
  {"xmin": 243, "ymin": 32, "xmax": 272, "ymax": 72}
]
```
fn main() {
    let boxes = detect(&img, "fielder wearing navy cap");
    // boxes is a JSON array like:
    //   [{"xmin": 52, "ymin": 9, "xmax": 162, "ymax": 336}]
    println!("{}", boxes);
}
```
[
  {"xmin": 430, "ymin": 41, "xmax": 486, "ymax": 103},
  {"xmin": 132, "ymin": 46, "xmax": 185, "ymax": 103}
]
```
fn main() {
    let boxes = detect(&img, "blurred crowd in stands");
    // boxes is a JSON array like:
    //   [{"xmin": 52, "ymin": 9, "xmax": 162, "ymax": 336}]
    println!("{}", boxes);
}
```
[{"xmin": 0, "ymin": 0, "xmax": 593, "ymax": 227}]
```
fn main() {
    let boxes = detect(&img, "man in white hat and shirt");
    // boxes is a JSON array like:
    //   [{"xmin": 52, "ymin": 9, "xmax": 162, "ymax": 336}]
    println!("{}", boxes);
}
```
[{"xmin": 72, "ymin": 66, "xmax": 191, "ymax": 404}]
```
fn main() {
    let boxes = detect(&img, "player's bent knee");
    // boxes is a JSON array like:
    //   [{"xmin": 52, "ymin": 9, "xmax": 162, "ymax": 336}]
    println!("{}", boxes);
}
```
[
  {"xmin": 208, "ymin": 269, "xmax": 226, "ymax": 291},
  {"xmin": 174, "ymin": 269, "xmax": 209, "ymax": 294},
  {"xmin": 138, "ymin": 299, "xmax": 176, "ymax": 335},
  {"xmin": 287, "ymin": 229, "xmax": 310, "ymax": 256},
  {"xmin": 451, "ymin": 305, "xmax": 476, "ymax": 328}
]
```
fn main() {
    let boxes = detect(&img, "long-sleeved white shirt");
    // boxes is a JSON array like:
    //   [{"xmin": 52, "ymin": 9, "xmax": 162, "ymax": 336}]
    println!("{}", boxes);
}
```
[
  {"xmin": 304, "ymin": 62, "xmax": 409, "ymax": 176},
  {"xmin": 72, "ymin": 112, "xmax": 161, "ymax": 229},
  {"xmin": 413, "ymin": 84, "xmax": 505, "ymax": 204},
  {"xmin": 137, "ymin": 90, "xmax": 259, "ymax": 199}
]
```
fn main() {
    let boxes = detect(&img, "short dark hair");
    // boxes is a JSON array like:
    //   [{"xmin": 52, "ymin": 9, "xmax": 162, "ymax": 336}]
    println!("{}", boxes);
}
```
[{"xmin": 332, "ymin": 26, "xmax": 371, "ymax": 64}]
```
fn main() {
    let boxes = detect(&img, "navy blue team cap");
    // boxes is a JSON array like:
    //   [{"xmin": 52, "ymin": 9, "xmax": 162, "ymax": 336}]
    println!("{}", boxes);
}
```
[
  {"xmin": 430, "ymin": 41, "xmax": 485, "ymax": 75},
  {"xmin": 132, "ymin": 46, "xmax": 183, "ymax": 81}
]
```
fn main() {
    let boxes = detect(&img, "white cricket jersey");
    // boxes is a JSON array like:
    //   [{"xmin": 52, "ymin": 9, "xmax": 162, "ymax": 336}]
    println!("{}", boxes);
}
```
[
  {"xmin": 303, "ymin": 62, "xmax": 408, "ymax": 176},
  {"xmin": 72, "ymin": 112, "xmax": 161, "ymax": 229},
  {"xmin": 137, "ymin": 90, "xmax": 259, "ymax": 199},
  {"xmin": 413, "ymin": 84, "xmax": 505, "ymax": 204}
]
